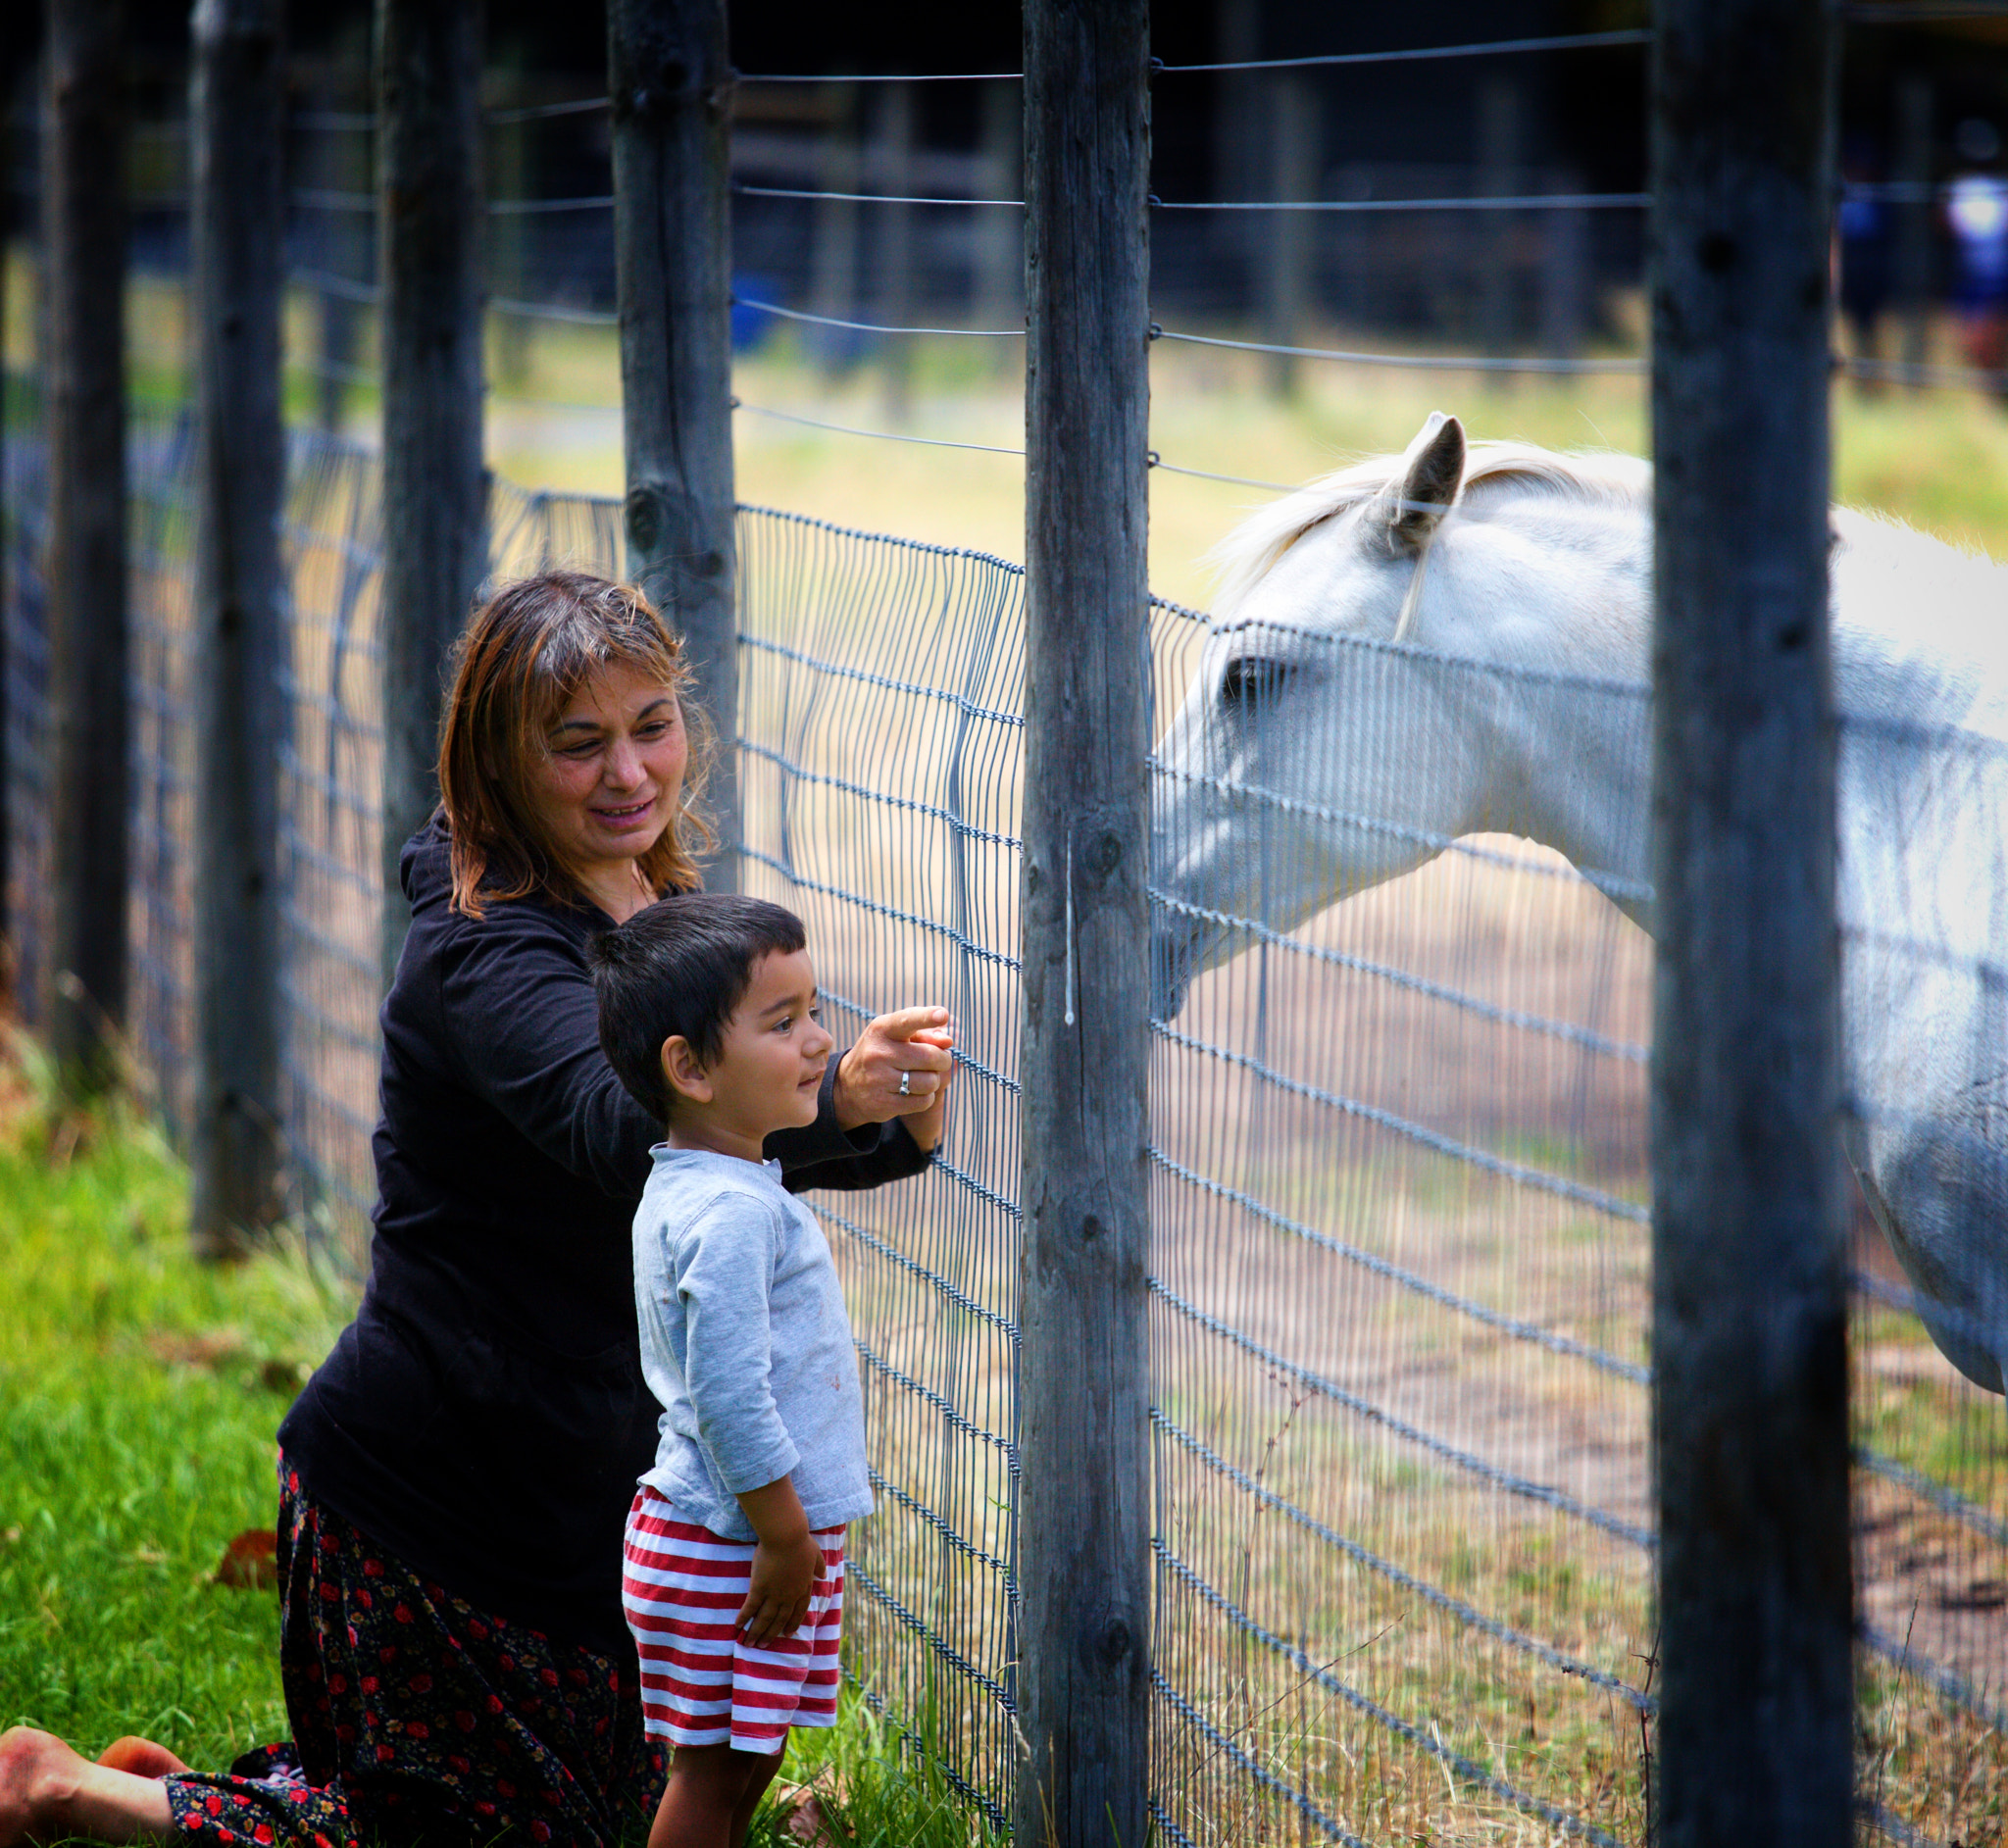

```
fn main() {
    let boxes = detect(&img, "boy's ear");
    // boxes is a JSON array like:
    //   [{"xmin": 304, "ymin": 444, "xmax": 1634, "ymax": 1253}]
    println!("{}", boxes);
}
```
[{"xmin": 659, "ymin": 1034, "xmax": 713, "ymax": 1108}]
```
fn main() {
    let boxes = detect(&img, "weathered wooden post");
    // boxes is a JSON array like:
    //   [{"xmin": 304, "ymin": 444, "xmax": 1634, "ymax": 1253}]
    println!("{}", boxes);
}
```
[
  {"xmin": 809, "ymin": 85, "xmax": 860, "ymax": 376},
  {"xmin": 42, "ymin": 0, "xmax": 128, "ymax": 1086},
  {"xmin": 1650, "ymin": 4, "xmax": 1851, "ymax": 1845},
  {"xmin": 307, "ymin": 55, "xmax": 370, "ymax": 438},
  {"xmin": 1261, "ymin": 75, "xmax": 1314, "ymax": 398},
  {"xmin": 606, "ymin": 0, "xmax": 738, "ymax": 885},
  {"xmin": 1479, "ymin": 74, "xmax": 1523, "ymax": 375},
  {"xmin": 492, "ymin": 38, "xmax": 532, "ymax": 392},
  {"xmin": 1018, "ymin": 1, "xmax": 1153, "ymax": 1843},
  {"xmin": 376, "ymin": 0, "xmax": 486, "ymax": 987},
  {"xmin": 976, "ymin": 79, "xmax": 1021, "ymax": 375},
  {"xmin": 1894, "ymin": 74, "xmax": 1933, "ymax": 386},
  {"xmin": 188, "ymin": 0, "xmax": 285, "ymax": 1253},
  {"xmin": 876, "ymin": 81, "xmax": 915, "ymax": 425}
]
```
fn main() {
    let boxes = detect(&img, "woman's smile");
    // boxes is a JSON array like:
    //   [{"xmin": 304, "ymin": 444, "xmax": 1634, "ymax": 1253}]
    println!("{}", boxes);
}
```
[{"xmin": 522, "ymin": 664, "xmax": 690, "ymax": 917}]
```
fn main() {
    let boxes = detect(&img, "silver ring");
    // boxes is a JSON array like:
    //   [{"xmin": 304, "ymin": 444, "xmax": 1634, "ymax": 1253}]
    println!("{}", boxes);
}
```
[{"xmin": 898, "ymin": 1071, "xmax": 912, "ymax": 1097}]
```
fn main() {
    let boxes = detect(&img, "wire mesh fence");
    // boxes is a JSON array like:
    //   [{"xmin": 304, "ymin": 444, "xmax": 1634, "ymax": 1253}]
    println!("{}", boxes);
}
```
[
  {"xmin": 7, "ymin": 385, "xmax": 2006, "ymax": 1840},
  {"xmin": 5, "ymin": 11, "xmax": 2008, "ymax": 1842}
]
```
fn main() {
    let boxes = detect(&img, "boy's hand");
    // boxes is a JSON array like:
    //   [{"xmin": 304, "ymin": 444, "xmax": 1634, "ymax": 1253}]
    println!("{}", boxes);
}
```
[
  {"xmin": 736, "ymin": 1528, "xmax": 828, "ymax": 1644},
  {"xmin": 733, "ymin": 1476, "xmax": 824, "ymax": 1643}
]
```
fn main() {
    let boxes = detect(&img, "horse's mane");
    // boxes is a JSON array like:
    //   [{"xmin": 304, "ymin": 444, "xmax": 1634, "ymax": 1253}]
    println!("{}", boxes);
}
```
[{"xmin": 1208, "ymin": 439, "xmax": 1652, "ymax": 616}]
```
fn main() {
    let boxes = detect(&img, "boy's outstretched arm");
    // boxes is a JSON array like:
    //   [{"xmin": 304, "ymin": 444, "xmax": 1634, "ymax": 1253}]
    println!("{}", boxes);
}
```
[{"xmin": 733, "ymin": 1477, "xmax": 827, "ymax": 1644}]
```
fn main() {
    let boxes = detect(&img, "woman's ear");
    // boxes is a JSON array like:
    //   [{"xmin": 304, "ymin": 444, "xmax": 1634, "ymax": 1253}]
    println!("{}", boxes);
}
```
[{"xmin": 660, "ymin": 1035, "xmax": 712, "ymax": 1107}]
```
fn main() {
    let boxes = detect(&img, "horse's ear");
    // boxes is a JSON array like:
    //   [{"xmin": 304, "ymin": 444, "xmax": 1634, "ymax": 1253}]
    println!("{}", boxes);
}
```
[{"xmin": 1385, "ymin": 412, "xmax": 1466, "ymax": 554}]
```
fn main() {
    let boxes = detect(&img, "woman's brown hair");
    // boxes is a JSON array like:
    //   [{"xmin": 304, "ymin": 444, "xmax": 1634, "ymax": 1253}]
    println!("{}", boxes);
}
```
[{"xmin": 436, "ymin": 572, "xmax": 715, "ymax": 917}]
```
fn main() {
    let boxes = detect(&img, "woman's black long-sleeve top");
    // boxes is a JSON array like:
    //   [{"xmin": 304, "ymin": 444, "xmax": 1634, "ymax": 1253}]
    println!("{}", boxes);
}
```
[{"xmin": 277, "ymin": 821, "xmax": 927, "ymax": 1659}]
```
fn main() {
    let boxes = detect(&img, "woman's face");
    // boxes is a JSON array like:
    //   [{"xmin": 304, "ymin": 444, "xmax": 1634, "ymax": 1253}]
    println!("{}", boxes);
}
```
[{"xmin": 523, "ymin": 664, "xmax": 688, "ymax": 884}]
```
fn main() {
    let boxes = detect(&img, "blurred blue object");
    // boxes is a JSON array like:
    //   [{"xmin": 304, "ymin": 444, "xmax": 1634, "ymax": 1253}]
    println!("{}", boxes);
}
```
[{"xmin": 732, "ymin": 275, "xmax": 779, "ymax": 352}]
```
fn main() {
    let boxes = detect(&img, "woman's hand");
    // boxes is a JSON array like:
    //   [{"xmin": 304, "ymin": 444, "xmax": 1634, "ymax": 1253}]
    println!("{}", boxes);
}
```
[{"xmin": 833, "ymin": 1007, "xmax": 956, "ymax": 1137}]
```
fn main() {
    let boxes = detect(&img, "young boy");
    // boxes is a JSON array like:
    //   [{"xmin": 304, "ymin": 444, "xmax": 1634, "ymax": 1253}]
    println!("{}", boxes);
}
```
[{"xmin": 588, "ymin": 894, "xmax": 948, "ymax": 1848}]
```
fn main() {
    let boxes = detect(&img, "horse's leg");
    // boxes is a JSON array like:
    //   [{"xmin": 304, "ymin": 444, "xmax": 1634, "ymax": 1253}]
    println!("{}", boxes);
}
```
[{"xmin": 0, "ymin": 1727, "xmax": 176, "ymax": 1846}]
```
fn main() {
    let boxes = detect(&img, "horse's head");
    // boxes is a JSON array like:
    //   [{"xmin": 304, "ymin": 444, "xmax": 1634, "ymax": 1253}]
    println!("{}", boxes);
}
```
[{"xmin": 1151, "ymin": 412, "xmax": 1488, "ymax": 1020}]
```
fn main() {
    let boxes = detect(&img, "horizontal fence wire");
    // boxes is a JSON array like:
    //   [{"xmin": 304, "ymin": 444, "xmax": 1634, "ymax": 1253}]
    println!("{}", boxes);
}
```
[
  {"xmin": 733, "ymin": 295, "xmax": 1022, "ymax": 338},
  {"xmin": 733, "ymin": 400, "xmax": 1026, "ymax": 457},
  {"xmin": 9, "ymin": 8, "xmax": 2008, "ymax": 1833},
  {"xmin": 734, "ymin": 183, "xmax": 1023, "ymax": 209},
  {"xmin": 1151, "ymin": 28, "xmax": 1654, "ymax": 74}
]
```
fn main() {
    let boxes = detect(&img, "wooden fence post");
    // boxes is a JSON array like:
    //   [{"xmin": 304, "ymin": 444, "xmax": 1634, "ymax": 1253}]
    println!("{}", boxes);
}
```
[
  {"xmin": 42, "ymin": 0, "xmax": 128, "ymax": 1087},
  {"xmin": 1894, "ymin": 74, "xmax": 1933, "ymax": 385},
  {"xmin": 809, "ymin": 84, "xmax": 860, "ymax": 376},
  {"xmin": 306, "ymin": 42, "xmax": 370, "ymax": 438},
  {"xmin": 876, "ymin": 82, "xmax": 915, "ymax": 425},
  {"xmin": 1649, "ymin": 4, "xmax": 1852, "ymax": 1845},
  {"xmin": 188, "ymin": 0, "xmax": 285, "ymax": 1254},
  {"xmin": 1018, "ymin": 2, "xmax": 1153, "ymax": 1843},
  {"xmin": 376, "ymin": 0, "xmax": 486, "ymax": 988},
  {"xmin": 1479, "ymin": 74, "xmax": 1522, "ymax": 373},
  {"xmin": 976, "ymin": 79, "xmax": 1021, "ymax": 374},
  {"xmin": 1261, "ymin": 75, "xmax": 1315, "ymax": 398},
  {"xmin": 606, "ymin": 0, "xmax": 738, "ymax": 888}
]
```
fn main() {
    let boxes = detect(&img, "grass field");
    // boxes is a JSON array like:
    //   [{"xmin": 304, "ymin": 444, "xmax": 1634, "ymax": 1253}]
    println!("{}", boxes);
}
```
[{"xmin": 0, "ymin": 1032, "xmax": 1000, "ymax": 1847}]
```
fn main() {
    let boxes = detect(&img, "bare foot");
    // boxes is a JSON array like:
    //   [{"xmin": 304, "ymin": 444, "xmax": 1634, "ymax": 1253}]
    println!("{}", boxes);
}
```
[
  {"xmin": 0, "ymin": 1726, "xmax": 82, "ymax": 1848},
  {"xmin": 94, "ymin": 1740, "xmax": 188, "ymax": 1780},
  {"xmin": 0, "ymin": 1726, "xmax": 176, "ymax": 1845}
]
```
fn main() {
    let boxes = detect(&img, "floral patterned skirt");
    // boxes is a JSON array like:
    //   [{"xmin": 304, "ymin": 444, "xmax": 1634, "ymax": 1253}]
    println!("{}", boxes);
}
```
[{"xmin": 160, "ymin": 1458, "xmax": 665, "ymax": 1847}]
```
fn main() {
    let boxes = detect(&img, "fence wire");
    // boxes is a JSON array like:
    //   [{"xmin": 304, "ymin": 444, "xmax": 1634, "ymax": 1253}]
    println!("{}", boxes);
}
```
[
  {"xmin": 10, "ymin": 400, "xmax": 2004, "ymax": 1843},
  {"xmin": 7, "ymin": 10, "xmax": 2008, "ymax": 1838}
]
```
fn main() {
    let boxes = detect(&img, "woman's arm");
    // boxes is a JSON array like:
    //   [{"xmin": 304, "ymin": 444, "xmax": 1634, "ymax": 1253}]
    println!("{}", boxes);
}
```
[
  {"xmin": 433, "ymin": 914, "xmax": 662, "ymax": 1196},
  {"xmin": 437, "ymin": 901, "xmax": 950, "ymax": 1198}
]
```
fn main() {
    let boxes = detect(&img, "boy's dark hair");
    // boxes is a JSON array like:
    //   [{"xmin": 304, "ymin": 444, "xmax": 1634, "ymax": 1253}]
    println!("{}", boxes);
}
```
[{"xmin": 587, "ymin": 893, "xmax": 809, "ymax": 1124}]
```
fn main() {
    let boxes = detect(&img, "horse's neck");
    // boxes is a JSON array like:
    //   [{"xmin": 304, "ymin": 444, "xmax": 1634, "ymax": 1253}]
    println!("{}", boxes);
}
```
[{"xmin": 1440, "ymin": 522, "xmax": 1656, "ymax": 928}]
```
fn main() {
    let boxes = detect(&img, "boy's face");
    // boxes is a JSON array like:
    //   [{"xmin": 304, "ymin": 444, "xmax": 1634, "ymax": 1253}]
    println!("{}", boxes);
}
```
[{"xmin": 678, "ymin": 948, "xmax": 833, "ymax": 1147}]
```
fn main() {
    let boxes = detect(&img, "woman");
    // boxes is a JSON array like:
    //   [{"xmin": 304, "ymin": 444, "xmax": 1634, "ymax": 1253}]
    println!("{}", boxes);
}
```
[{"xmin": 0, "ymin": 574, "xmax": 952, "ymax": 1847}]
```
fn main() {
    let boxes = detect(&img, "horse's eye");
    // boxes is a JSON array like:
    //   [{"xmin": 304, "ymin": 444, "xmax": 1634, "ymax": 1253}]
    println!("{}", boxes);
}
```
[{"xmin": 1219, "ymin": 656, "xmax": 1293, "ymax": 714}]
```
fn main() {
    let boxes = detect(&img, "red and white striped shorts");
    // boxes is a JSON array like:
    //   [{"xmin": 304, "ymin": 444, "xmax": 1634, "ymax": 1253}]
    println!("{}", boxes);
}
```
[{"xmin": 622, "ymin": 1484, "xmax": 846, "ymax": 1755}]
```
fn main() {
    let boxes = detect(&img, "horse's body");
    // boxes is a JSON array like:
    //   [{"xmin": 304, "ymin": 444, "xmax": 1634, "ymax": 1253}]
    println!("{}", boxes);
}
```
[{"xmin": 1149, "ymin": 414, "xmax": 2008, "ymax": 1392}]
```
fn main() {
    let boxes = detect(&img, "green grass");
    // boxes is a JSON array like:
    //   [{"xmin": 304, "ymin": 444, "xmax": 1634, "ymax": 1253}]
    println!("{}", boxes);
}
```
[
  {"xmin": 0, "ymin": 1051, "xmax": 331, "ymax": 1771},
  {"xmin": 0, "ymin": 1036, "xmax": 1000, "ymax": 1846}
]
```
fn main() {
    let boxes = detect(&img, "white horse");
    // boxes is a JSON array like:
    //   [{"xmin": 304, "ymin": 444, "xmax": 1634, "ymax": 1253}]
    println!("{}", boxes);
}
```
[{"xmin": 1149, "ymin": 412, "xmax": 2008, "ymax": 1393}]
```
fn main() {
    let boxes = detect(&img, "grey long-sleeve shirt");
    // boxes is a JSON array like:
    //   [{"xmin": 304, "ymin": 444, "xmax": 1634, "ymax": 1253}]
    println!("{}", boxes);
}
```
[{"xmin": 633, "ymin": 1146, "xmax": 874, "ymax": 1540}]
